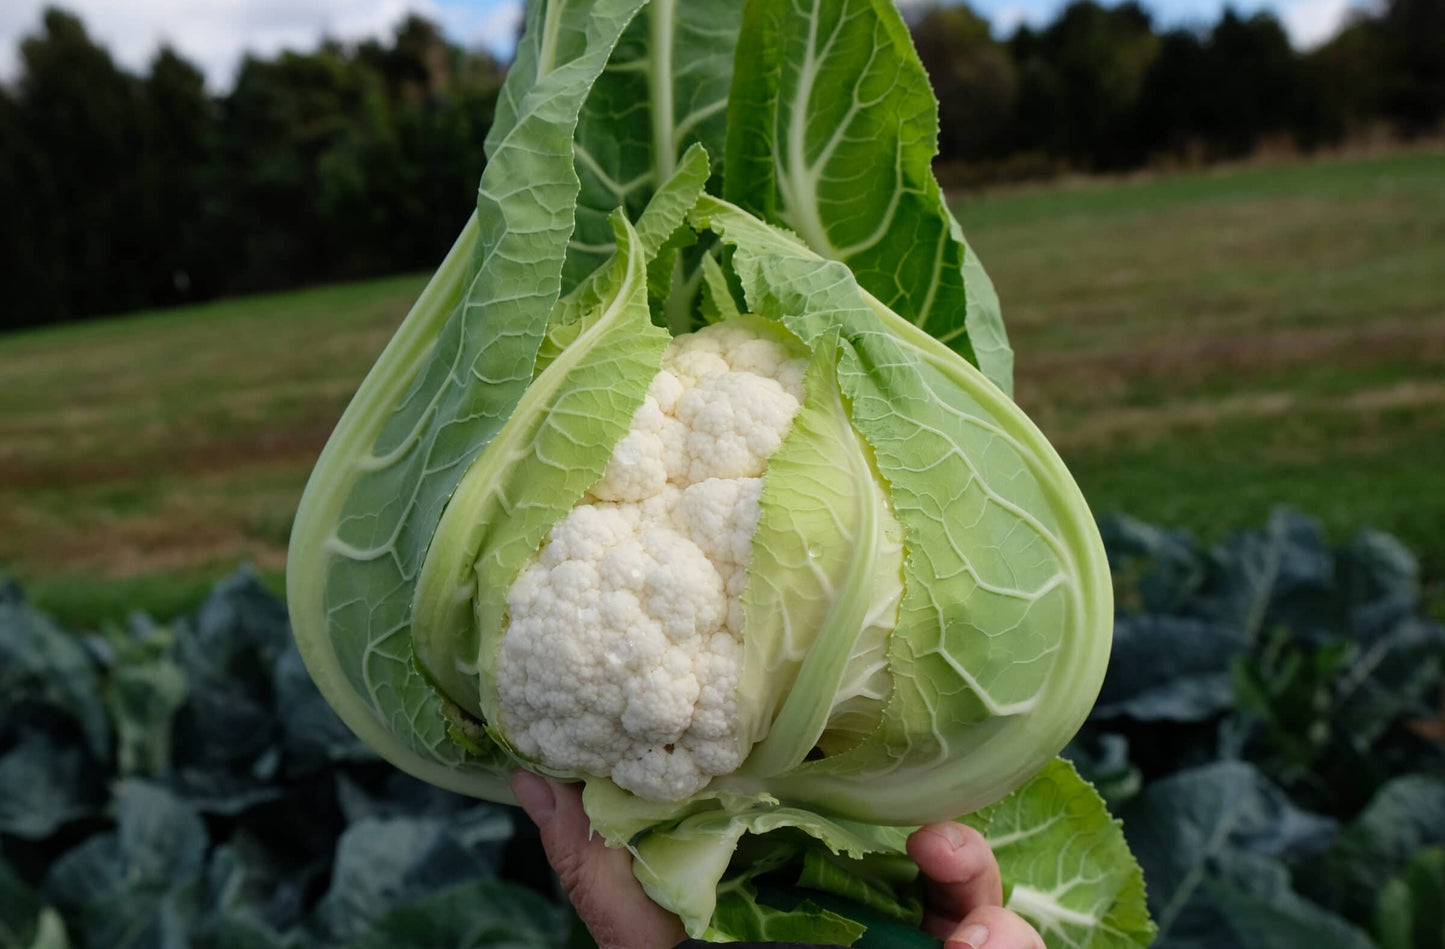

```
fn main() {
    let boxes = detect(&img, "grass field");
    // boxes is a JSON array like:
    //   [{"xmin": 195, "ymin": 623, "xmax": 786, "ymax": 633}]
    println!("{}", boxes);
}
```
[{"xmin": 3, "ymin": 151, "xmax": 1442, "ymax": 625}]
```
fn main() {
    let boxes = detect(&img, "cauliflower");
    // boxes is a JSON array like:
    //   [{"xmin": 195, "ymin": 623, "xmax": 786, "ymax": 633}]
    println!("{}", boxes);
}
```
[
  {"xmin": 497, "ymin": 322, "xmax": 808, "ymax": 800},
  {"xmin": 286, "ymin": 9, "xmax": 1134, "ymax": 940}
]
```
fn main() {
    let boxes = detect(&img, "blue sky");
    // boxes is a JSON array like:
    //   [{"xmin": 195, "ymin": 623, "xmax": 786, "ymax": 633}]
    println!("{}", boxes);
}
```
[{"xmin": 1, "ymin": 0, "xmax": 1359, "ymax": 92}]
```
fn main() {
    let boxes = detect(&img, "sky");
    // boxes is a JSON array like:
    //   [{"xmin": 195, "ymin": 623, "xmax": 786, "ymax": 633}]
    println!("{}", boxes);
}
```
[{"xmin": 0, "ymin": 0, "xmax": 1359, "ymax": 92}]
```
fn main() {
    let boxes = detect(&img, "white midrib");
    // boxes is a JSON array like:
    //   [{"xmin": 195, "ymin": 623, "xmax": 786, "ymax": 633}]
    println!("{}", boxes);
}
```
[
  {"xmin": 650, "ymin": 0, "xmax": 701, "ymax": 335},
  {"xmin": 986, "ymin": 813, "xmax": 1064, "ymax": 851},
  {"xmin": 1007, "ymin": 884, "xmax": 1101, "ymax": 933},
  {"xmin": 780, "ymin": 2, "xmax": 836, "ymax": 256},
  {"xmin": 648, "ymin": 0, "xmax": 677, "ymax": 184},
  {"xmin": 536, "ymin": 0, "xmax": 565, "ymax": 78},
  {"xmin": 406, "ymin": 229, "xmax": 649, "ymax": 719}
]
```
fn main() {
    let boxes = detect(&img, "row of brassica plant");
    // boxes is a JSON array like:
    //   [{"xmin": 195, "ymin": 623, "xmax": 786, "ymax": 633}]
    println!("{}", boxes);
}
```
[{"xmin": 0, "ymin": 508, "xmax": 1439, "ymax": 947}]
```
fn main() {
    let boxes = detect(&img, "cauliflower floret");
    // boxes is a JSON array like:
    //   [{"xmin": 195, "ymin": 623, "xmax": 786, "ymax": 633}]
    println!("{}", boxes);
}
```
[
  {"xmin": 497, "ymin": 321, "xmax": 806, "ymax": 801},
  {"xmin": 589, "ymin": 428, "xmax": 666, "ymax": 501},
  {"xmin": 674, "ymin": 478, "xmax": 763, "ymax": 573},
  {"xmin": 648, "ymin": 369, "xmax": 686, "ymax": 414},
  {"xmin": 676, "ymin": 373, "xmax": 799, "ymax": 482},
  {"xmin": 777, "ymin": 358, "xmax": 807, "ymax": 402}
]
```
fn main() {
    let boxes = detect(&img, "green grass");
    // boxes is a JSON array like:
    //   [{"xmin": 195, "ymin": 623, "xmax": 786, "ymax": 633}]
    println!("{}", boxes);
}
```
[
  {"xmin": 955, "ymin": 150, "xmax": 1445, "ymax": 578},
  {"xmin": 2, "ymin": 150, "xmax": 1443, "ymax": 625},
  {"xmin": 24, "ymin": 566, "xmax": 287, "ymax": 631},
  {"xmin": 0, "ymin": 274, "xmax": 427, "ymax": 624}
]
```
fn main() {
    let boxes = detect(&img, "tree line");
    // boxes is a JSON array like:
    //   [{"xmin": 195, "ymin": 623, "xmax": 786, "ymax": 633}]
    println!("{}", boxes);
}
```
[
  {"xmin": 913, "ymin": 0, "xmax": 1443, "ymax": 181},
  {"xmin": 1, "ymin": 10, "xmax": 503, "ymax": 330},
  {"xmin": 1, "ymin": 1, "xmax": 1441, "ymax": 330}
]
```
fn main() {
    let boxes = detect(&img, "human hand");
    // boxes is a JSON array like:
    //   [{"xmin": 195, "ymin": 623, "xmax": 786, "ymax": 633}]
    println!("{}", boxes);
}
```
[
  {"xmin": 512, "ymin": 771, "xmax": 1044, "ymax": 949},
  {"xmin": 511, "ymin": 772, "xmax": 687, "ymax": 948},
  {"xmin": 906, "ymin": 822, "xmax": 1045, "ymax": 949}
]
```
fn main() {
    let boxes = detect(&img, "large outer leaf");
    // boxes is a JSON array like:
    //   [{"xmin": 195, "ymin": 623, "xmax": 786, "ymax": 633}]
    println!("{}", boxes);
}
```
[
  {"xmin": 410, "ymin": 210, "xmax": 670, "ymax": 729},
  {"xmin": 961, "ymin": 759, "xmax": 1155, "ymax": 948},
  {"xmin": 409, "ymin": 147, "xmax": 709, "ymax": 734},
  {"xmin": 738, "ymin": 333, "xmax": 905, "ymax": 773},
  {"xmin": 564, "ymin": 0, "xmax": 743, "ymax": 289},
  {"xmin": 724, "ymin": 0, "xmax": 1012, "ymax": 393},
  {"xmin": 693, "ymin": 196, "xmax": 1110, "ymax": 823},
  {"xmin": 286, "ymin": 0, "xmax": 648, "ymax": 801},
  {"xmin": 631, "ymin": 803, "xmax": 912, "ymax": 937}
]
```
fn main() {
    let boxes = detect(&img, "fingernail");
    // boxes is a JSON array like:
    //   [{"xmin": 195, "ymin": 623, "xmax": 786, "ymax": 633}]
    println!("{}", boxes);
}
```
[
  {"xmin": 947, "ymin": 923, "xmax": 989, "ymax": 949},
  {"xmin": 510, "ymin": 771, "xmax": 556, "ymax": 824},
  {"xmin": 924, "ymin": 820, "xmax": 971, "ymax": 849},
  {"xmin": 935, "ymin": 822, "xmax": 972, "ymax": 849}
]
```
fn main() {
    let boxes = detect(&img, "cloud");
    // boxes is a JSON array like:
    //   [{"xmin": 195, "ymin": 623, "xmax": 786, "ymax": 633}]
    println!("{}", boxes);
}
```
[
  {"xmin": 476, "ymin": 1, "xmax": 524, "ymax": 55},
  {"xmin": 1278, "ymin": 0, "xmax": 1352, "ymax": 46}
]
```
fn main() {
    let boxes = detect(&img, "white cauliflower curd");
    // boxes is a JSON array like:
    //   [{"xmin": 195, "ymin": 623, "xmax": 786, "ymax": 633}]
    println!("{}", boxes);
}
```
[{"xmin": 497, "ymin": 322, "xmax": 807, "ymax": 800}]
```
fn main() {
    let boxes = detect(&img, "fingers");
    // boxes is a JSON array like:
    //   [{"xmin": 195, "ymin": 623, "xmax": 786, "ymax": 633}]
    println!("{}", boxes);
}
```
[
  {"xmin": 907, "ymin": 823, "xmax": 1044, "ymax": 948},
  {"xmin": 511, "ymin": 772, "xmax": 685, "ymax": 949},
  {"xmin": 907, "ymin": 822, "xmax": 1004, "ymax": 926},
  {"xmin": 945, "ymin": 904, "xmax": 1047, "ymax": 949}
]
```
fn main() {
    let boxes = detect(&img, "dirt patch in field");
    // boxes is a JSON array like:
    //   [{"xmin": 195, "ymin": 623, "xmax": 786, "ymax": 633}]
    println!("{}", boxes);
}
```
[
  {"xmin": 0, "ymin": 413, "xmax": 328, "ymax": 576},
  {"xmin": 9, "ymin": 514, "xmax": 291, "ymax": 577},
  {"xmin": 0, "ymin": 420, "xmax": 336, "ymax": 492},
  {"xmin": 1051, "ymin": 379, "xmax": 1445, "ymax": 450},
  {"xmin": 1018, "ymin": 319, "xmax": 1445, "ymax": 398}
]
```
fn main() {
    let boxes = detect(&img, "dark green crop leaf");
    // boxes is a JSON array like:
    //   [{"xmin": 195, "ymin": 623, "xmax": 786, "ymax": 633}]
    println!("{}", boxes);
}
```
[
  {"xmin": 0, "ymin": 730, "xmax": 104, "ymax": 840},
  {"xmin": 191, "ymin": 569, "xmax": 293, "ymax": 669},
  {"xmin": 190, "ymin": 843, "xmax": 314, "ymax": 949},
  {"xmin": 104, "ymin": 657, "xmax": 188, "ymax": 779},
  {"xmin": 1093, "ymin": 615, "xmax": 1243, "ymax": 723},
  {"xmin": 1098, "ymin": 515, "xmax": 1205, "ymax": 616},
  {"xmin": 270, "ymin": 642, "xmax": 375, "ymax": 774},
  {"xmin": 1198, "ymin": 852, "xmax": 1374, "ymax": 949},
  {"xmin": 1061, "ymin": 732, "xmax": 1142, "ymax": 808},
  {"xmin": 350, "ymin": 878, "xmax": 565, "ymax": 949},
  {"xmin": 0, "ymin": 854, "xmax": 52, "ymax": 949},
  {"xmin": 166, "ymin": 769, "xmax": 287, "ymax": 818},
  {"xmin": 0, "ymin": 596, "xmax": 110, "ymax": 763},
  {"xmin": 1119, "ymin": 762, "xmax": 1339, "ymax": 945},
  {"xmin": 156, "ymin": 573, "xmax": 306, "ymax": 815},
  {"xmin": 169, "ymin": 685, "xmax": 273, "ymax": 785},
  {"xmin": 1223, "ymin": 508, "xmax": 1333, "ymax": 644},
  {"xmin": 172, "ymin": 572, "xmax": 290, "ymax": 775},
  {"xmin": 1335, "ymin": 616, "xmax": 1444, "ymax": 749},
  {"xmin": 1376, "ymin": 846, "xmax": 1445, "ymax": 949},
  {"xmin": 314, "ymin": 814, "xmax": 511, "ymax": 944},
  {"xmin": 1312, "ymin": 775, "xmax": 1445, "ymax": 926},
  {"xmin": 333, "ymin": 771, "xmax": 494, "ymax": 824},
  {"xmin": 44, "ymin": 782, "xmax": 208, "ymax": 949},
  {"xmin": 1338, "ymin": 529, "xmax": 1421, "ymax": 617}
]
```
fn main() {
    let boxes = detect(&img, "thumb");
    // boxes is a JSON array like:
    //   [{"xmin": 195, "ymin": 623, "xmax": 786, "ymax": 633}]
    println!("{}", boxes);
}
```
[{"xmin": 511, "ymin": 771, "xmax": 685, "ymax": 949}]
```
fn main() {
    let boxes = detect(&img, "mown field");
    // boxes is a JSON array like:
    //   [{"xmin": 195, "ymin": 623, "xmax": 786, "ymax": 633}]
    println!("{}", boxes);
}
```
[{"xmin": 2, "ymin": 151, "xmax": 1442, "ymax": 625}]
